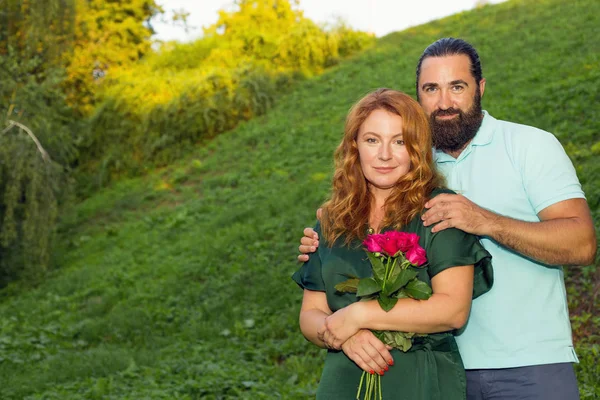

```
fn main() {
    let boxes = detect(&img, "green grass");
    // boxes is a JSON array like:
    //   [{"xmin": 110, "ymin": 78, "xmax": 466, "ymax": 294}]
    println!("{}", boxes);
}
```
[{"xmin": 1, "ymin": 0, "xmax": 599, "ymax": 398}]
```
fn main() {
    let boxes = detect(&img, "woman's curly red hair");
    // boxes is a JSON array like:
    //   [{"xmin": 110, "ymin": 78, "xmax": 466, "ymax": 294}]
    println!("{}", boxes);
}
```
[{"xmin": 321, "ymin": 88, "xmax": 444, "ymax": 245}]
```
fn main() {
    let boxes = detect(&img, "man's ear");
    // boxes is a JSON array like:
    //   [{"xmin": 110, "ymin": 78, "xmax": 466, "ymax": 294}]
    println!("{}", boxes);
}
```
[{"xmin": 479, "ymin": 78, "xmax": 486, "ymax": 98}]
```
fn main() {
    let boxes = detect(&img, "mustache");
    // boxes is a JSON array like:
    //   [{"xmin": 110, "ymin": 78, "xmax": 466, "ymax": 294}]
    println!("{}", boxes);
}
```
[{"xmin": 432, "ymin": 108, "xmax": 462, "ymax": 117}]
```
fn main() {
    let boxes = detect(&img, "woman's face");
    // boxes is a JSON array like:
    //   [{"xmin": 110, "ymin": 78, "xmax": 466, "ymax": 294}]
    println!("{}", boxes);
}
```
[{"xmin": 356, "ymin": 109, "xmax": 411, "ymax": 198}]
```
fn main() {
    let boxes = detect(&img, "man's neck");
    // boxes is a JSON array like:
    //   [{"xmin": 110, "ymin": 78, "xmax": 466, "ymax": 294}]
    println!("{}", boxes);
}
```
[
  {"xmin": 446, "ymin": 147, "xmax": 465, "ymax": 159},
  {"xmin": 444, "ymin": 140, "xmax": 472, "ymax": 159}
]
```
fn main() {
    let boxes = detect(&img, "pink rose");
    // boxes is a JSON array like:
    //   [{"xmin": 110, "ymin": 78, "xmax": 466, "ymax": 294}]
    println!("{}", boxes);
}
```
[
  {"xmin": 378, "ymin": 234, "xmax": 400, "ymax": 257},
  {"xmin": 406, "ymin": 245, "xmax": 427, "ymax": 266},
  {"xmin": 389, "ymin": 231, "xmax": 420, "ymax": 253},
  {"xmin": 363, "ymin": 235, "xmax": 383, "ymax": 253}
]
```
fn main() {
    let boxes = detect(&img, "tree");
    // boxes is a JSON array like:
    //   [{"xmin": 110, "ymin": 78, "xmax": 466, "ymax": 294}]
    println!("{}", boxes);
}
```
[
  {"xmin": 0, "ymin": 121, "xmax": 65, "ymax": 285},
  {"xmin": 0, "ymin": 36, "xmax": 76, "ymax": 285},
  {"xmin": 0, "ymin": 0, "xmax": 76, "ymax": 64},
  {"xmin": 63, "ymin": 0, "xmax": 163, "ymax": 114}
]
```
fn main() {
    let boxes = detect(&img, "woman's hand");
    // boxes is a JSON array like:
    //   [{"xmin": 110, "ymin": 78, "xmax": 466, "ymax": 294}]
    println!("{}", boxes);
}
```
[
  {"xmin": 342, "ymin": 329, "xmax": 394, "ymax": 375},
  {"xmin": 318, "ymin": 302, "xmax": 364, "ymax": 350}
]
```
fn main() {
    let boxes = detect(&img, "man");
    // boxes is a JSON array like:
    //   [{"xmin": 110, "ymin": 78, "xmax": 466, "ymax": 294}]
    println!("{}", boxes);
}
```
[{"xmin": 297, "ymin": 38, "xmax": 597, "ymax": 399}]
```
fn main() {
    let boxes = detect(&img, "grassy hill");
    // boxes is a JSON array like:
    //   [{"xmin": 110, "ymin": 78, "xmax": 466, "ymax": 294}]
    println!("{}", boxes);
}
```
[{"xmin": 1, "ymin": 0, "xmax": 598, "ymax": 398}]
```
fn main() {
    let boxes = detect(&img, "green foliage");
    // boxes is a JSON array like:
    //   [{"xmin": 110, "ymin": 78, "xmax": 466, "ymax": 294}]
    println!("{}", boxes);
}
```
[
  {"xmin": 0, "ymin": 0, "xmax": 598, "ymax": 397},
  {"xmin": 0, "ymin": 0, "xmax": 76, "ymax": 63},
  {"xmin": 76, "ymin": 0, "xmax": 374, "ymax": 192},
  {"xmin": 0, "ymin": 51, "xmax": 76, "ymax": 285},
  {"xmin": 356, "ymin": 277, "xmax": 381, "ymax": 297},
  {"xmin": 576, "ymin": 344, "xmax": 600, "ymax": 399},
  {"xmin": 63, "ymin": 0, "xmax": 163, "ymax": 114},
  {"xmin": 0, "ymin": 128, "xmax": 60, "ymax": 284}
]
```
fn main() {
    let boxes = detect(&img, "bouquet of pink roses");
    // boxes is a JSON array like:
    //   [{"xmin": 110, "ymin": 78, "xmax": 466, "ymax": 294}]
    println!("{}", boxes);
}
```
[{"xmin": 335, "ymin": 230, "xmax": 432, "ymax": 400}]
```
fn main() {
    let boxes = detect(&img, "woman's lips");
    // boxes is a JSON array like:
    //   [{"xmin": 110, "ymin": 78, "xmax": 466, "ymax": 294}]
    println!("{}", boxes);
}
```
[{"xmin": 373, "ymin": 167, "xmax": 396, "ymax": 173}]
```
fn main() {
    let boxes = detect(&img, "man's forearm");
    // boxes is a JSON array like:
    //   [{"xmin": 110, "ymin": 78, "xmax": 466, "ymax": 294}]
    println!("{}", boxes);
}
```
[{"xmin": 486, "ymin": 213, "xmax": 596, "ymax": 266}]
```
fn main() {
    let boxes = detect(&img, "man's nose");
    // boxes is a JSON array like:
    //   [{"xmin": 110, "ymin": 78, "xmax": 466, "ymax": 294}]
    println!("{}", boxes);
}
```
[{"xmin": 436, "ymin": 90, "xmax": 452, "ymax": 110}]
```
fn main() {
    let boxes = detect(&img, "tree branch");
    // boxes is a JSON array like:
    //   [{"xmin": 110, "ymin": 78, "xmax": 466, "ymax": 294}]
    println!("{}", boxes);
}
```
[{"xmin": 1, "ymin": 120, "xmax": 51, "ymax": 162}]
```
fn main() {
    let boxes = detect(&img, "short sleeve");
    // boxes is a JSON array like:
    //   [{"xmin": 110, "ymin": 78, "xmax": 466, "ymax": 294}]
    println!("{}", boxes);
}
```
[
  {"xmin": 291, "ymin": 221, "xmax": 326, "ymax": 292},
  {"xmin": 426, "ymin": 227, "xmax": 493, "ymax": 299},
  {"xmin": 512, "ymin": 128, "xmax": 585, "ymax": 214}
]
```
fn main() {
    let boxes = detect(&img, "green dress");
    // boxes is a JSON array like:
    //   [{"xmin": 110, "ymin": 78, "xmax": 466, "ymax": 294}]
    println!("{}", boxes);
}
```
[{"xmin": 292, "ymin": 189, "xmax": 493, "ymax": 400}]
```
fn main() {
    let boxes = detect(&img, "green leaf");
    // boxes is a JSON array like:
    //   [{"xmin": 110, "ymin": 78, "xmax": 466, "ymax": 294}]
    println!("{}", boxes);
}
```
[
  {"xmin": 334, "ymin": 278, "xmax": 359, "ymax": 293},
  {"xmin": 373, "ymin": 330, "xmax": 396, "ymax": 348},
  {"xmin": 394, "ymin": 288, "xmax": 410, "ymax": 299},
  {"xmin": 404, "ymin": 279, "xmax": 433, "ymax": 300},
  {"xmin": 377, "ymin": 293, "xmax": 398, "ymax": 312},
  {"xmin": 383, "ymin": 268, "xmax": 418, "ymax": 296},
  {"xmin": 393, "ymin": 333, "xmax": 413, "ymax": 352},
  {"xmin": 386, "ymin": 256, "xmax": 406, "ymax": 283},
  {"xmin": 376, "ymin": 331, "xmax": 414, "ymax": 351},
  {"xmin": 359, "ymin": 294, "xmax": 378, "ymax": 302},
  {"xmin": 366, "ymin": 252, "xmax": 386, "ymax": 282},
  {"xmin": 357, "ymin": 277, "xmax": 382, "ymax": 297}
]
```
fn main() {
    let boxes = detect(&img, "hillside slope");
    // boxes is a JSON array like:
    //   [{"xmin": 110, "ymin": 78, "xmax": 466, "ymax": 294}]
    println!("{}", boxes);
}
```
[{"xmin": 1, "ymin": 0, "xmax": 598, "ymax": 398}]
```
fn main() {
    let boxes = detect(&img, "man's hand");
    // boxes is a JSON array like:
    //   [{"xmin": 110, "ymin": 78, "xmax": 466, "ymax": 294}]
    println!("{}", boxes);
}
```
[
  {"xmin": 341, "ymin": 330, "xmax": 394, "ymax": 375},
  {"xmin": 298, "ymin": 208, "xmax": 323, "ymax": 262},
  {"xmin": 421, "ymin": 193, "xmax": 498, "ymax": 235},
  {"xmin": 298, "ymin": 227, "xmax": 319, "ymax": 262},
  {"xmin": 318, "ymin": 303, "xmax": 362, "ymax": 350}
]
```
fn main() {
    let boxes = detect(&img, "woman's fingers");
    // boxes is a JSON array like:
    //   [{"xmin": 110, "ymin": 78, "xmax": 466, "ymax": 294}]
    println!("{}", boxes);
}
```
[
  {"xmin": 345, "ymin": 345, "xmax": 384, "ymax": 375},
  {"xmin": 368, "ymin": 336, "xmax": 394, "ymax": 367},
  {"xmin": 355, "ymin": 352, "xmax": 385, "ymax": 375},
  {"xmin": 342, "ymin": 330, "xmax": 394, "ymax": 375},
  {"xmin": 367, "ymin": 342, "xmax": 393, "ymax": 372},
  {"xmin": 320, "ymin": 330, "xmax": 341, "ymax": 350}
]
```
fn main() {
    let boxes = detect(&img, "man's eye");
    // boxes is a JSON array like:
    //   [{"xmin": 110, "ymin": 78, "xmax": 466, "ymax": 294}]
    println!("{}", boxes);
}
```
[
  {"xmin": 424, "ymin": 87, "xmax": 436, "ymax": 93},
  {"xmin": 452, "ymin": 85, "xmax": 464, "ymax": 91}
]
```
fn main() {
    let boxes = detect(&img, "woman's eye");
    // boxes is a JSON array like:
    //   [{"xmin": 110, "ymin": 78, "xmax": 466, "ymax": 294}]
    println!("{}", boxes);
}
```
[
  {"xmin": 366, "ymin": 138, "xmax": 377, "ymax": 143},
  {"xmin": 396, "ymin": 140, "xmax": 405, "ymax": 145}
]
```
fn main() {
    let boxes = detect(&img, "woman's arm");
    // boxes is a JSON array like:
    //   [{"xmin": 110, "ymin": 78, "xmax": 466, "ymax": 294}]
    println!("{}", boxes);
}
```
[
  {"xmin": 319, "ymin": 265, "xmax": 474, "ymax": 350},
  {"xmin": 299, "ymin": 289, "xmax": 332, "ymax": 348},
  {"xmin": 299, "ymin": 289, "xmax": 395, "ymax": 374}
]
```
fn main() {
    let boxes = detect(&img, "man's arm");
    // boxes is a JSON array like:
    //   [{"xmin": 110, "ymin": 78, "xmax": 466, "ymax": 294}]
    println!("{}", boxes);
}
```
[{"xmin": 422, "ymin": 195, "xmax": 597, "ymax": 266}]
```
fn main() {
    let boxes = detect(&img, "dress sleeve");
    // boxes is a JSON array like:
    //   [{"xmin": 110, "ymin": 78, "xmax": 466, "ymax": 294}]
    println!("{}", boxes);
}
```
[
  {"xmin": 291, "ymin": 221, "xmax": 326, "ymax": 292},
  {"xmin": 425, "ymin": 226, "xmax": 493, "ymax": 299}
]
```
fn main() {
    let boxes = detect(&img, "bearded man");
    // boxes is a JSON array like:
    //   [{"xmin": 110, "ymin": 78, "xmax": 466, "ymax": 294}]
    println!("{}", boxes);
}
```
[{"xmin": 298, "ymin": 38, "xmax": 596, "ymax": 400}]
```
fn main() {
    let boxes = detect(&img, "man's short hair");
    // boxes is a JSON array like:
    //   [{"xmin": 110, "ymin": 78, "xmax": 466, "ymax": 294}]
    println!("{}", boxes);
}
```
[{"xmin": 415, "ymin": 38, "xmax": 483, "ymax": 98}]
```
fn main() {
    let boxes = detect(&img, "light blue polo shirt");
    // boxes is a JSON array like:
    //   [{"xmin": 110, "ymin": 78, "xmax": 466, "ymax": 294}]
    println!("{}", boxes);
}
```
[{"xmin": 434, "ymin": 111, "xmax": 584, "ymax": 369}]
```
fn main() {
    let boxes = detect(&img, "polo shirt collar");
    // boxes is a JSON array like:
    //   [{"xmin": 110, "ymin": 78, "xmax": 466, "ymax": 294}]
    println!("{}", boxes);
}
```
[{"xmin": 434, "ymin": 110, "xmax": 495, "ymax": 163}]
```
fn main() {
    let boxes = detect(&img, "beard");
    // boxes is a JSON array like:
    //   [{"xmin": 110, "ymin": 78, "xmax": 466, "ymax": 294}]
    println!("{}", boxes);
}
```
[{"xmin": 429, "ymin": 91, "xmax": 484, "ymax": 153}]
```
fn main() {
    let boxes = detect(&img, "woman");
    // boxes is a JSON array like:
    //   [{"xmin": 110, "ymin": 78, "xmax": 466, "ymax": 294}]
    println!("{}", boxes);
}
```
[{"xmin": 292, "ymin": 89, "xmax": 493, "ymax": 399}]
